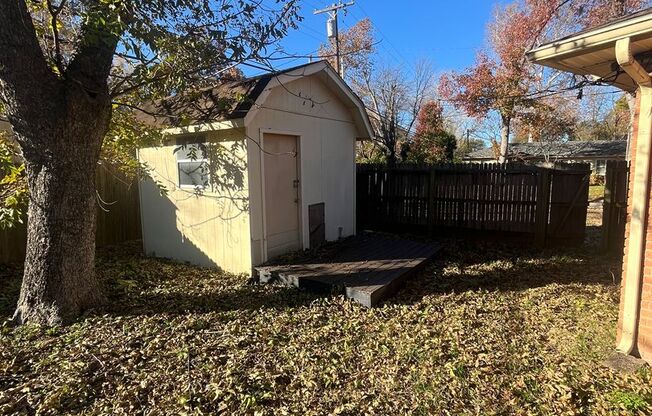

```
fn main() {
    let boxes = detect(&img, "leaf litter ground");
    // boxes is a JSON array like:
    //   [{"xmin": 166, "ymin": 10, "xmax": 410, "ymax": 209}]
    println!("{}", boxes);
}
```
[{"xmin": 0, "ymin": 213, "xmax": 650, "ymax": 415}]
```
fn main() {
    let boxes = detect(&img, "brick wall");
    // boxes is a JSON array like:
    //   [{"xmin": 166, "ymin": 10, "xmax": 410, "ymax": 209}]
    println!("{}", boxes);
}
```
[{"xmin": 618, "ymin": 91, "xmax": 652, "ymax": 362}]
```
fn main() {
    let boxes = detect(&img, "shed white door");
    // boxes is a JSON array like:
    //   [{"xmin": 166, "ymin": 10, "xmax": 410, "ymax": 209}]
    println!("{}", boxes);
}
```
[{"xmin": 264, "ymin": 133, "xmax": 300, "ymax": 258}]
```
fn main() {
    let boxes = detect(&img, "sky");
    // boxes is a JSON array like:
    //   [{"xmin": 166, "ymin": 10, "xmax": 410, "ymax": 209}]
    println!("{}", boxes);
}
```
[{"xmin": 256, "ymin": 0, "xmax": 502, "ymax": 76}]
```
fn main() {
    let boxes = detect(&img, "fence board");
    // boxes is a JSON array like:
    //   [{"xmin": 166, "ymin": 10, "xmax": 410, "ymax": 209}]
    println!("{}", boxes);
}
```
[
  {"xmin": 357, "ymin": 162, "xmax": 590, "ymax": 244},
  {"xmin": 0, "ymin": 165, "xmax": 141, "ymax": 264},
  {"xmin": 602, "ymin": 160, "xmax": 629, "ymax": 253}
]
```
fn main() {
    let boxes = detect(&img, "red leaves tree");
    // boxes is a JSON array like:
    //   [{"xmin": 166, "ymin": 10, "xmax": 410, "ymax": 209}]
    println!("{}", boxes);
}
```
[
  {"xmin": 414, "ymin": 101, "xmax": 446, "ymax": 138},
  {"xmin": 407, "ymin": 101, "xmax": 456, "ymax": 163},
  {"xmin": 439, "ymin": 1, "xmax": 559, "ymax": 163},
  {"xmin": 440, "ymin": 0, "xmax": 647, "ymax": 163},
  {"xmin": 572, "ymin": 0, "xmax": 648, "ymax": 28}
]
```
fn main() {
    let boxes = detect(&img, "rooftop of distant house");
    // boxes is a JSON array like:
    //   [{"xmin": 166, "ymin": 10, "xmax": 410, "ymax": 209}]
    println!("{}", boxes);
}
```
[{"xmin": 464, "ymin": 140, "xmax": 627, "ymax": 161}]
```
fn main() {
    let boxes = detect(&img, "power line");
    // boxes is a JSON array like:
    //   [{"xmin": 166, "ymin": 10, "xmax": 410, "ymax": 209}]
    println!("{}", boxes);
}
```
[
  {"xmin": 296, "ymin": 22, "xmax": 327, "ymax": 42},
  {"xmin": 313, "ymin": 1, "xmax": 355, "ymax": 77},
  {"xmin": 350, "ymin": 1, "xmax": 417, "ymax": 75}
]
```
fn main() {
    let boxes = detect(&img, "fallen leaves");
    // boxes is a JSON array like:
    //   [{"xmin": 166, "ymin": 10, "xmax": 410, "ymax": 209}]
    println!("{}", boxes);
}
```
[{"xmin": 0, "ymin": 239, "xmax": 649, "ymax": 415}]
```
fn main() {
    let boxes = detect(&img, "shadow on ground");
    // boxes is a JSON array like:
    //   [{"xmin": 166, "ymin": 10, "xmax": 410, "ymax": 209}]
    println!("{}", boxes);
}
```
[
  {"xmin": 0, "ymin": 220, "xmax": 623, "ymax": 319},
  {"xmin": 0, "ymin": 241, "xmax": 322, "ymax": 320},
  {"xmin": 391, "ymin": 235, "xmax": 622, "ymax": 306}
]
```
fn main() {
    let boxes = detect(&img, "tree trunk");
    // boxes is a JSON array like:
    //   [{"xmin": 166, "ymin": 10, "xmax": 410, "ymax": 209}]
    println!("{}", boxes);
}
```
[
  {"xmin": 11, "ymin": 85, "xmax": 111, "ymax": 325},
  {"xmin": 498, "ymin": 115, "xmax": 511, "ymax": 164},
  {"xmin": 14, "ymin": 158, "xmax": 101, "ymax": 325},
  {"xmin": 1, "ymin": 0, "xmax": 118, "ymax": 325},
  {"xmin": 387, "ymin": 146, "xmax": 397, "ymax": 166}
]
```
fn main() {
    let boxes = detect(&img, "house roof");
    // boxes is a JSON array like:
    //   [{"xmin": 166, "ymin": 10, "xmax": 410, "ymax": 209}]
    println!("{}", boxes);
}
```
[
  {"xmin": 464, "ymin": 140, "xmax": 627, "ymax": 161},
  {"xmin": 526, "ymin": 7, "xmax": 652, "ymax": 92},
  {"xmin": 136, "ymin": 60, "xmax": 374, "ymax": 139}
]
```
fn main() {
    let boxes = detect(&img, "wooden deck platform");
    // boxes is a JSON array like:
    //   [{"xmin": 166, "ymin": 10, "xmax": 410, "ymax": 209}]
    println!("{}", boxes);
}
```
[{"xmin": 255, "ymin": 233, "xmax": 442, "ymax": 307}]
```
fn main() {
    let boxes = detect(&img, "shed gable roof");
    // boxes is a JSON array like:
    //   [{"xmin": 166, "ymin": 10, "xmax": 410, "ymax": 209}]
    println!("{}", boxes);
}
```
[{"xmin": 137, "ymin": 61, "xmax": 373, "ymax": 139}]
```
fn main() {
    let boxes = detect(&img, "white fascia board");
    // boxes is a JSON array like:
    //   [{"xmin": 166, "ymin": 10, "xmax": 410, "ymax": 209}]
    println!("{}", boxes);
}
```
[
  {"xmin": 161, "ymin": 119, "xmax": 245, "ymax": 136},
  {"xmin": 320, "ymin": 64, "xmax": 374, "ymax": 140},
  {"xmin": 528, "ymin": 12, "xmax": 652, "ymax": 63}
]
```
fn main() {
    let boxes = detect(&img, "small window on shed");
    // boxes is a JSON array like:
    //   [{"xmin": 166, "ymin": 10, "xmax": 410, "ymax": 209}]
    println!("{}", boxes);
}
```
[{"xmin": 175, "ymin": 142, "xmax": 210, "ymax": 189}]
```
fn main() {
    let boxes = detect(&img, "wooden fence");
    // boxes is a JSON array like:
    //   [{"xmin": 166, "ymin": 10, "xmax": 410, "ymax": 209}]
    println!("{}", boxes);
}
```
[
  {"xmin": 357, "ymin": 163, "xmax": 591, "ymax": 245},
  {"xmin": 0, "ymin": 166, "xmax": 141, "ymax": 264},
  {"xmin": 602, "ymin": 160, "xmax": 629, "ymax": 253}
]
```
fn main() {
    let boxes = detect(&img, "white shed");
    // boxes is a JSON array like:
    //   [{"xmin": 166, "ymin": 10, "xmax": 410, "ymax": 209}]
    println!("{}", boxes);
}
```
[{"xmin": 137, "ymin": 61, "xmax": 374, "ymax": 274}]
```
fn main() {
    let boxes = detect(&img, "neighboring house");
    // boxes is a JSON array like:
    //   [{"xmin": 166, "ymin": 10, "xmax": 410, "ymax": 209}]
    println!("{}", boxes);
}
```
[
  {"xmin": 528, "ymin": 7, "xmax": 652, "ymax": 364},
  {"xmin": 136, "ymin": 61, "xmax": 373, "ymax": 274},
  {"xmin": 464, "ymin": 140, "xmax": 627, "ymax": 175}
]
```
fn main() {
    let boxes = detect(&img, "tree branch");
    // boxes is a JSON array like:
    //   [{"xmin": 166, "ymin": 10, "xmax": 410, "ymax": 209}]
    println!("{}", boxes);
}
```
[
  {"xmin": 65, "ymin": 2, "xmax": 123, "ymax": 96},
  {"xmin": 0, "ymin": 0, "xmax": 60, "ymax": 137},
  {"xmin": 46, "ymin": 0, "xmax": 67, "ymax": 74}
]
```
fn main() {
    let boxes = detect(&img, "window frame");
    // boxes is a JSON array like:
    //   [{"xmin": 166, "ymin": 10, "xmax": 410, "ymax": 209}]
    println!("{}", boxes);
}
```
[{"xmin": 177, "ymin": 155, "xmax": 210, "ymax": 190}]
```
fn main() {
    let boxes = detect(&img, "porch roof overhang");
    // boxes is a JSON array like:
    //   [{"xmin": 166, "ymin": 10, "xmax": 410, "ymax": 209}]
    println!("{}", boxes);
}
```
[
  {"xmin": 527, "ymin": 8, "xmax": 652, "ymax": 359},
  {"xmin": 526, "ymin": 7, "xmax": 652, "ymax": 92}
]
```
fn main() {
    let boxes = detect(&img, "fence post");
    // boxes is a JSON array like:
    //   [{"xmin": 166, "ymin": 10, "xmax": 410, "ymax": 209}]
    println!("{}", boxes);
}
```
[
  {"xmin": 535, "ymin": 167, "xmax": 551, "ymax": 246},
  {"xmin": 601, "ymin": 164, "xmax": 614, "ymax": 251},
  {"xmin": 601, "ymin": 160, "xmax": 630, "ymax": 253},
  {"xmin": 428, "ymin": 167, "xmax": 436, "ymax": 236}
]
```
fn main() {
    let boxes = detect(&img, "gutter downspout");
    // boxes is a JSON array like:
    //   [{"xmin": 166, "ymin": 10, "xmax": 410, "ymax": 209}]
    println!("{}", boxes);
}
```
[{"xmin": 615, "ymin": 37, "xmax": 652, "ymax": 355}]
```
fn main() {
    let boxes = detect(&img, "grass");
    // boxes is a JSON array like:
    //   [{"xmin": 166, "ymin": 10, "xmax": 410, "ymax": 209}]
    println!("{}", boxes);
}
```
[
  {"xmin": 0, "ymin": 237, "xmax": 650, "ymax": 415},
  {"xmin": 589, "ymin": 184, "xmax": 605, "ymax": 201}
]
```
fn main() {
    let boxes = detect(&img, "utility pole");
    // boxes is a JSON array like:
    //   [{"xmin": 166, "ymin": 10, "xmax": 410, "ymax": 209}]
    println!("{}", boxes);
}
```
[{"xmin": 314, "ymin": 1, "xmax": 355, "ymax": 78}]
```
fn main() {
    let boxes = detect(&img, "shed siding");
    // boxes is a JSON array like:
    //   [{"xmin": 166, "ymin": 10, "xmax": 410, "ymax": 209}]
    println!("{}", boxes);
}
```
[
  {"xmin": 246, "ymin": 75, "xmax": 357, "ymax": 264},
  {"xmin": 138, "ymin": 128, "xmax": 252, "ymax": 274}
]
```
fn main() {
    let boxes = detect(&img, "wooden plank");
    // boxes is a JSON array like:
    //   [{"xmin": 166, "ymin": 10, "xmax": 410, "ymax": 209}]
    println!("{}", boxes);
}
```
[
  {"xmin": 255, "ymin": 234, "xmax": 442, "ymax": 307},
  {"xmin": 602, "ymin": 160, "xmax": 629, "ymax": 252},
  {"xmin": 308, "ymin": 203, "xmax": 326, "ymax": 249},
  {"xmin": 427, "ymin": 168, "xmax": 435, "ymax": 235},
  {"xmin": 297, "ymin": 237, "xmax": 416, "ymax": 291},
  {"xmin": 345, "ymin": 243, "xmax": 441, "ymax": 307},
  {"xmin": 535, "ymin": 167, "xmax": 551, "ymax": 246}
]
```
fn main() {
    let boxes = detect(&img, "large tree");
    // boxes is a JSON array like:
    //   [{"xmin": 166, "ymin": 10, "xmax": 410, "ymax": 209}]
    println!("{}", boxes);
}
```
[
  {"xmin": 0, "ymin": 0, "xmax": 299, "ymax": 325},
  {"xmin": 439, "ymin": 2, "xmax": 560, "ymax": 163},
  {"xmin": 440, "ymin": 0, "xmax": 647, "ymax": 163},
  {"xmin": 363, "ymin": 63, "xmax": 433, "ymax": 165},
  {"xmin": 318, "ymin": 17, "xmax": 375, "ymax": 79},
  {"xmin": 575, "ymin": 94, "xmax": 631, "ymax": 141}
]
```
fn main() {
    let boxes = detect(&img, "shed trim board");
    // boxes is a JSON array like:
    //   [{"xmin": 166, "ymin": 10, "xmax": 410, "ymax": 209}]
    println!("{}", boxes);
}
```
[
  {"xmin": 161, "ymin": 119, "xmax": 245, "ymax": 136},
  {"xmin": 138, "ymin": 60, "xmax": 373, "ymax": 274},
  {"xmin": 527, "ymin": 8, "xmax": 652, "ymax": 363}
]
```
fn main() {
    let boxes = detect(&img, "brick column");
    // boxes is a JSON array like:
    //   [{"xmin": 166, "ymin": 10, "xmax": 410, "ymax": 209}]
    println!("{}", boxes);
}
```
[{"xmin": 618, "ymin": 91, "xmax": 652, "ymax": 362}]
